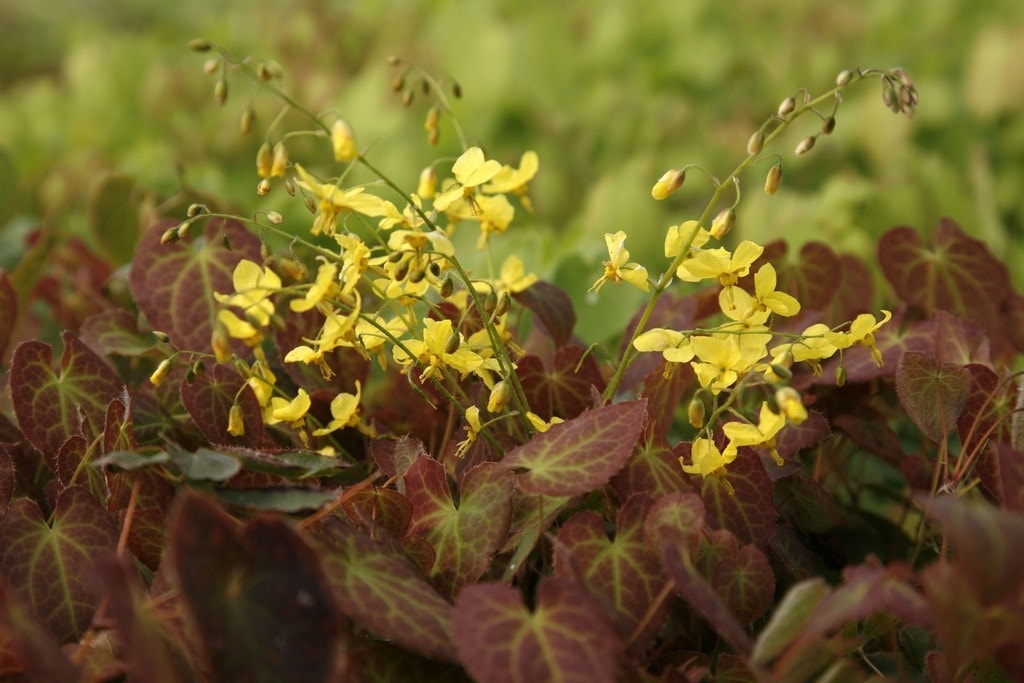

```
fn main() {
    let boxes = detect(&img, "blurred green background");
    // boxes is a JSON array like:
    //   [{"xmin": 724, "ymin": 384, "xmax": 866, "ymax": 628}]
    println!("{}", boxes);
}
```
[{"xmin": 2, "ymin": 0, "xmax": 1023, "ymax": 343}]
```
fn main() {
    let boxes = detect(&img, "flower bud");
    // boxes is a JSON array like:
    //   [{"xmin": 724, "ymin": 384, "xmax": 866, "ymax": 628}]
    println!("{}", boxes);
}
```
[
  {"xmin": 651, "ymin": 168, "xmax": 686, "ymax": 200},
  {"xmin": 161, "ymin": 226, "xmax": 180, "ymax": 244},
  {"xmin": 821, "ymin": 116, "xmax": 836, "ymax": 135},
  {"xmin": 445, "ymin": 331, "xmax": 461, "ymax": 355},
  {"xmin": 418, "ymin": 166, "xmax": 438, "ymax": 199},
  {"xmin": 265, "ymin": 211, "xmax": 283, "ymax": 225},
  {"xmin": 212, "ymin": 325, "xmax": 232, "ymax": 363},
  {"xmin": 424, "ymin": 106, "xmax": 440, "ymax": 132},
  {"xmin": 240, "ymin": 107, "xmax": 255, "ymax": 135},
  {"xmin": 439, "ymin": 275, "xmax": 455, "ymax": 298},
  {"xmin": 391, "ymin": 75, "xmax": 404, "ymax": 92},
  {"xmin": 271, "ymin": 142, "xmax": 288, "ymax": 177},
  {"xmin": 795, "ymin": 136, "xmax": 816, "ymax": 156},
  {"xmin": 687, "ymin": 395, "xmax": 706, "ymax": 429},
  {"xmin": 428, "ymin": 127, "xmax": 440, "ymax": 146},
  {"xmin": 186, "ymin": 203, "xmax": 206, "ymax": 218},
  {"xmin": 149, "ymin": 359, "xmax": 172, "ymax": 386},
  {"xmin": 153, "ymin": 331, "xmax": 171, "ymax": 344},
  {"xmin": 769, "ymin": 362, "xmax": 793, "ymax": 381},
  {"xmin": 493, "ymin": 292, "xmax": 510, "ymax": 317},
  {"xmin": 256, "ymin": 142, "xmax": 274, "ymax": 178},
  {"xmin": 483, "ymin": 290, "xmax": 498, "ymax": 314},
  {"xmin": 214, "ymin": 79, "xmax": 228, "ymax": 107},
  {"xmin": 227, "ymin": 403, "xmax": 245, "ymax": 436},
  {"xmin": 747, "ymin": 130, "xmax": 765, "ymax": 156},
  {"xmin": 836, "ymin": 69, "xmax": 855, "ymax": 87},
  {"xmin": 488, "ymin": 381, "xmax": 512, "ymax": 413},
  {"xmin": 777, "ymin": 96, "xmax": 796, "ymax": 118},
  {"xmin": 188, "ymin": 38, "xmax": 212, "ymax": 52},
  {"xmin": 202, "ymin": 58, "xmax": 219, "ymax": 75},
  {"xmin": 764, "ymin": 164, "xmax": 783, "ymax": 195},
  {"xmin": 452, "ymin": 81, "xmax": 462, "ymax": 99},
  {"xmin": 835, "ymin": 364, "xmax": 847, "ymax": 387},
  {"xmin": 257, "ymin": 178, "xmax": 272, "ymax": 196},
  {"xmin": 710, "ymin": 208, "xmax": 735, "ymax": 240},
  {"xmin": 331, "ymin": 119, "xmax": 357, "ymax": 162}
]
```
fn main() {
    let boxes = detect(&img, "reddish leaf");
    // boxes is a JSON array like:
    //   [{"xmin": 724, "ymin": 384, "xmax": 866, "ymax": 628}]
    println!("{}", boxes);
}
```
[
  {"xmin": 406, "ymin": 459, "xmax": 513, "ymax": 598},
  {"xmin": 610, "ymin": 429, "xmax": 692, "ymax": 503},
  {"xmin": 516, "ymin": 345, "xmax": 606, "ymax": 421},
  {"xmin": 102, "ymin": 390, "xmax": 135, "ymax": 454},
  {"xmin": 661, "ymin": 537, "xmax": 753, "ymax": 659},
  {"xmin": 958, "ymin": 364, "xmax": 1015, "ymax": 454},
  {"xmin": 640, "ymin": 361, "xmax": 695, "ymax": 438},
  {"xmin": 690, "ymin": 446, "xmax": 776, "ymax": 548},
  {"xmin": 55, "ymin": 435, "xmax": 108, "ymax": 502},
  {"xmin": 0, "ymin": 487, "xmax": 119, "ymax": 641},
  {"xmin": 0, "ymin": 271, "xmax": 15, "ymax": 363},
  {"xmin": 312, "ymin": 517, "xmax": 456, "ymax": 661},
  {"xmin": 824, "ymin": 253, "xmax": 874, "ymax": 327},
  {"xmin": 79, "ymin": 308, "xmax": 155, "ymax": 359},
  {"xmin": 710, "ymin": 543, "xmax": 775, "ymax": 625},
  {"xmin": 755, "ymin": 240, "xmax": 843, "ymax": 313},
  {"xmin": 10, "ymin": 332, "xmax": 124, "ymax": 456},
  {"xmin": 775, "ymin": 471, "xmax": 840, "ymax": 534},
  {"xmin": 0, "ymin": 581, "xmax": 78, "ymax": 682},
  {"xmin": 620, "ymin": 292, "xmax": 696, "ymax": 392},
  {"xmin": 644, "ymin": 491, "xmax": 706, "ymax": 559},
  {"xmin": 106, "ymin": 469, "xmax": 174, "ymax": 571},
  {"xmin": 179, "ymin": 363, "xmax": 265, "ymax": 448},
  {"xmin": 93, "ymin": 554, "xmax": 193, "ymax": 683},
  {"xmin": 168, "ymin": 492, "xmax": 342, "ymax": 682},
  {"xmin": 129, "ymin": 217, "xmax": 262, "ymax": 354},
  {"xmin": 988, "ymin": 443, "xmax": 1024, "ymax": 512},
  {"xmin": 896, "ymin": 351, "xmax": 971, "ymax": 443},
  {"xmin": 502, "ymin": 399, "xmax": 646, "ymax": 496},
  {"xmin": 831, "ymin": 406, "xmax": 906, "ymax": 465},
  {"xmin": 453, "ymin": 578, "xmax": 622, "ymax": 683},
  {"xmin": 553, "ymin": 496, "xmax": 667, "ymax": 645},
  {"xmin": 878, "ymin": 218, "xmax": 1016, "ymax": 360},
  {"xmin": 774, "ymin": 411, "xmax": 831, "ymax": 461},
  {"xmin": 512, "ymin": 280, "xmax": 576, "ymax": 349},
  {"xmin": 0, "ymin": 446, "xmax": 13, "ymax": 519},
  {"xmin": 341, "ymin": 486, "xmax": 413, "ymax": 541}
]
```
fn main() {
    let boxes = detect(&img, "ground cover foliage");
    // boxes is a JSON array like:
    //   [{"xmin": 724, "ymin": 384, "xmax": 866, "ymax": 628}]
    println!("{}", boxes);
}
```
[{"xmin": 2, "ymin": 3, "xmax": 1024, "ymax": 682}]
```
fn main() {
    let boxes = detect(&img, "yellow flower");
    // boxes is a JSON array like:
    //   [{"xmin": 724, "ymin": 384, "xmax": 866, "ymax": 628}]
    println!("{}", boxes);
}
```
[
  {"xmin": 492, "ymin": 254, "xmax": 537, "ymax": 294},
  {"xmin": 690, "ymin": 328, "xmax": 770, "ymax": 393},
  {"xmin": 449, "ymin": 193, "xmax": 516, "ymax": 249},
  {"xmin": 721, "ymin": 263, "xmax": 800, "ymax": 324},
  {"xmin": 676, "ymin": 240, "xmax": 763, "ymax": 286},
  {"xmin": 227, "ymin": 403, "xmax": 245, "ymax": 436},
  {"xmin": 293, "ymin": 164, "xmax": 395, "ymax": 236},
  {"xmin": 394, "ymin": 318, "xmax": 490, "ymax": 383},
  {"xmin": 664, "ymin": 220, "xmax": 711, "ymax": 259},
  {"xmin": 651, "ymin": 168, "xmax": 685, "ymax": 200},
  {"xmin": 217, "ymin": 309, "xmax": 262, "ymax": 346},
  {"xmin": 825, "ymin": 310, "xmax": 891, "ymax": 367},
  {"xmin": 680, "ymin": 437, "xmax": 737, "ymax": 495},
  {"xmin": 433, "ymin": 147, "xmax": 503, "ymax": 212},
  {"xmin": 313, "ymin": 381, "xmax": 374, "ymax": 437},
  {"xmin": 775, "ymin": 386, "xmax": 808, "ymax": 425},
  {"xmin": 454, "ymin": 406, "xmax": 484, "ymax": 458},
  {"xmin": 633, "ymin": 328, "xmax": 695, "ymax": 364},
  {"xmin": 526, "ymin": 412, "xmax": 565, "ymax": 433},
  {"xmin": 214, "ymin": 259, "xmax": 281, "ymax": 327},
  {"xmin": 265, "ymin": 388, "xmax": 311, "ymax": 426},
  {"xmin": 284, "ymin": 298, "xmax": 362, "ymax": 379},
  {"xmin": 331, "ymin": 119, "xmax": 358, "ymax": 162},
  {"xmin": 590, "ymin": 231, "xmax": 649, "ymax": 293},
  {"xmin": 290, "ymin": 262, "xmax": 339, "ymax": 313},
  {"xmin": 771, "ymin": 323, "xmax": 839, "ymax": 375},
  {"xmin": 483, "ymin": 150, "xmax": 539, "ymax": 211},
  {"xmin": 723, "ymin": 401, "xmax": 787, "ymax": 466},
  {"xmin": 149, "ymin": 359, "xmax": 172, "ymax": 387},
  {"xmin": 334, "ymin": 233, "xmax": 371, "ymax": 295}
]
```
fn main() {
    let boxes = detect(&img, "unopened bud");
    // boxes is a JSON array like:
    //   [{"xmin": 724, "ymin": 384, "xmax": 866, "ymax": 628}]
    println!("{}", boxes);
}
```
[
  {"xmin": 227, "ymin": 403, "xmax": 245, "ymax": 436},
  {"xmin": 176, "ymin": 221, "xmax": 192, "ymax": 240},
  {"xmin": 331, "ymin": 119, "xmax": 357, "ymax": 162},
  {"xmin": 402, "ymin": 90, "xmax": 414, "ymax": 107},
  {"xmin": 425, "ymin": 106, "xmax": 440, "ymax": 132},
  {"xmin": 149, "ymin": 359, "xmax": 172, "ymax": 386},
  {"xmin": 445, "ymin": 331, "xmax": 461, "ymax": 355},
  {"xmin": 214, "ymin": 79, "xmax": 228, "ymax": 106},
  {"xmin": 778, "ymin": 96, "xmax": 797, "ymax": 118},
  {"xmin": 687, "ymin": 395, "xmax": 707, "ymax": 429},
  {"xmin": 836, "ymin": 69, "xmax": 855, "ymax": 87},
  {"xmin": 483, "ymin": 290, "xmax": 498, "ymax": 314},
  {"xmin": 494, "ymin": 292, "xmax": 510, "ymax": 317},
  {"xmin": 191, "ymin": 360, "xmax": 206, "ymax": 378},
  {"xmin": 418, "ymin": 166, "xmax": 438, "ymax": 199},
  {"xmin": 795, "ymin": 136, "xmax": 816, "ymax": 156},
  {"xmin": 271, "ymin": 142, "xmax": 288, "ymax": 177},
  {"xmin": 391, "ymin": 75, "xmax": 404, "ymax": 92},
  {"xmin": 240, "ymin": 107, "xmax": 255, "ymax": 134},
  {"xmin": 821, "ymin": 116, "xmax": 836, "ymax": 135},
  {"xmin": 212, "ymin": 325, "xmax": 232, "ymax": 362},
  {"xmin": 747, "ymin": 130, "xmax": 765, "ymax": 156},
  {"xmin": 256, "ymin": 142, "xmax": 274, "ymax": 178},
  {"xmin": 710, "ymin": 208, "xmax": 735, "ymax": 240},
  {"xmin": 427, "ymin": 128, "xmax": 440, "ymax": 146},
  {"xmin": 452, "ymin": 81, "xmax": 462, "ymax": 99},
  {"xmin": 769, "ymin": 362, "xmax": 793, "ymax": 381},
  {"xmin": 835, "ymin": 365, "xmax": 847, "ymax": 387},
  {"xmin": 202, "ymin": 58, "xmax": 219, "ymax": 75},
  {"xmin": 408, "ymin": 267, "xmax": 426, "ymax": 284},
  {"xmin": 257, "ymin": 178, "xmax": 272, "ymax": 196},
  {"xmin": 651, "ymin": 168, "xmax": 686, "ymax": 200},
  {"xmin": 186, "ymin": 203, "xmax": 206, "ymax": 218},
  {"xmin": 188, "ymin": 38, "xmax": 212, "ymax": 52},
  {"xmin": 488, "ymin": 380, "xmax": 512, "ymax": 413},
  {"xmin": 161, "ymin": 226, "xmax": 180, "ymax": 245},
  {"xmin": 764, "ymin": 164, "xmax": 783, "ymax": 195},
  {"xmin": 265, "ymin": 211, "xmax": 283, "ymax": 225},
  {"xmin": 153, "ymin": 331, "xmax": 171, "ymax": 343},
  {"xmin": 439, "ymin": 275, "xmax": 455, "ymax": 298}
]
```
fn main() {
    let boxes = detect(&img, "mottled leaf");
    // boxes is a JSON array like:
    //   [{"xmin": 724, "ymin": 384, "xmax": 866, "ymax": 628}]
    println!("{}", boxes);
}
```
[
  {"xmin": 755, "ymin": 240, "xmax": 843, "ymax": 313},
  {"xmin": 312, "ymin": 517, "xmax": 456, "ymax": 661},
  {"xmin": 896, "ymin": 351, "xmax": 971, "ymax": 443},
  {"xmin": 644, "ymin": 491, "xmax": 706, "ymax": 559},
  {"xmin": 168, "ymin": 492, "xmax": 342, "ymax": 683},
  {"xmin": 79, "ymin": 308, "xmax": 156, "ymax": 359},
  {"xmin": 687, "ymin": 445, "xmax": 776, "ymax": 548},
  {"xmin": 453, "ymin": 578, "xmax": 622, "ymax": 683},
  {"xmin": 341, "ymin": 486, "xmax": 413, "ymax": 540},
  {"xmin": 513, "ymin": 280, "xmax": 576, "ymax": 349},
  {"xmin": 958, "ymin": 364, "xmax": 1014, "ymax": 454},
  {"xmin": 553, "ymin": 496, "xmax": 667, "ymax": 645},
  {"xmin": 106, "ymin": 468, "xmax": 174, "ymax": 571},
  {"xmin": 775, "ymin": 471, "xmax": 840, "ymax": 534},
  {"xmin": 878, "ymin": 218, "xmax": 1016, "ymax": 360},
  {"xmin": 129, "ymin": 217, "xmax": 262, "ymax": 354},
  {"xmin": 516, "ymin": 345, "xmax": 606, "ymax": 421},
  {"xmin": 10, "ymin": 332, "xmax": 124, "ymax": 456},
  {"xmin": 502, "ymin": 399, "xmax": 646, "ymax": 496},
  {"xmin": 406, "ymin": 459, "xmax": 513, "ymax": 599},
  {"xmin": 54, "ymin": 435, "xmax": 108, "ymax": 502},
  {"xmin": 180, "ymin": 363, "xmax": 265, "ymax": 448},
  {"xmin": 0, "ymin": 486, "xmax": 119, "ymax": 641},
  {"xmin": 610, "ymin": 429, "xmax": 692, "ymax": 503},
  {"xmin": 710, "ymin": 542, "xmax": 775, "ymax": 625}
]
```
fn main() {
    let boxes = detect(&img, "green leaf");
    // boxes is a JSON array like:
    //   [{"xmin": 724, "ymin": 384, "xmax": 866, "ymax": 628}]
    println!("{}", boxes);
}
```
[
  {"xmin": 311, "ymin": 517, "xmax": 456, "ymax": 662},
  {"xmin": 750, "ymin": 577, "xmax": 829, "ymax": 669},
  {"xmin": 0, "ymin": 487, "xmax": 120, "ymax": 641},
  {"xmin": 168, "ymin": 492, "xmax": 342, "ymax": 683},
  {"xmin": 128, "ymin": 217, "xmax": 262, "ymax": 354},
  {"xmin": 93, "ymin": 449, "xmax": 170, "ymax": 470},
  {"xmin": 10, "ymin": 332, "xmax": 125, "ymax": 456},
  {"xmin": 169, "ymin": 446, "xmax": 241, "ymax": 481},
  {"xmin": 234, "ymin": 448, "xmax": 349, "ymax": 479},
  {"xmin": 79, "ymin": 309, "xmax": 157, "ymax": 358},
  {"xmin": 453, "ymin": 578, "xmax": 622, "ymax": 683},
  {"xmin": 895, "ymin": 351, "xmax": 971, "ymax": 443},
  {"xmin": 406, "ymin": 459, "xmax": 513, "ymax": 599},
  {"xmin": 553, "ymin": 496, "xmax": 667, "ymax": 645},
  {"xmin": 217, "ymin": 488, "xmax": 336, "ymax": 513},
  {"xmin": 87, "ymin": 172, "xmax": 141, "ymax": 266},
  {"xmin": 502, "ymin": 399, "xmax": 646, "ymax": 496}
]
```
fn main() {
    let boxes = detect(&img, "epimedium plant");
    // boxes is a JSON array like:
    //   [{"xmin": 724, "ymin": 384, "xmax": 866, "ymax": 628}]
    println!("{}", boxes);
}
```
[{"xmin": 1, "ymin": 38, "xmax": 1024, "ymax": 683}]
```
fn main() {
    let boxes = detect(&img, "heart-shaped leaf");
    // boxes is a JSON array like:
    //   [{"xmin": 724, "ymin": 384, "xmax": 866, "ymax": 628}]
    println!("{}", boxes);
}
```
[
  {"xmin": 453, "ymin": 578, "xmax": 622, "ymax": 683},
  {"xmin": 10, "ymin": 332, "xmax": 124, "ymax": 456},
  {"xmin": 516, "ymin": 345, "xmax": 607, "ymax": 422},
  {"xmin": 129, "ymin": 217, "xmax": 262, "ymax": 354},
  {"xmin": 80, "ymin": 308, "xmax": 156, "ymax": 359},
  {"xmin": 179, "ymin": 363, "xmax": 265, "ymax": 448},
  {"xmin": 709, "ymin": 542, "xmax": 775, "ymax": 625},
  {"xmin": 895, "ymin": 351, "xmax": 971, "ymax": 443},
  {"xmin": 512, "ymin": 280, "xmax": 576, "ymax": 349},
  {"xmin": 0, "ymin": 486, "xmax": 119, "ymax": 641},
  {"xmin": 502, "ymin": 399, "xmax": 646, "ymax": 496},
  {"xmin": 610, "ymin": 430, "xmax": 692, "ymax": 503},
  {"xmin": 406, "ymin": 459, "xmax": 513, "ymax": 599},
  {"xmin": 168, "ymin": 492, "xmax": 342, "ymax": 683}
]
